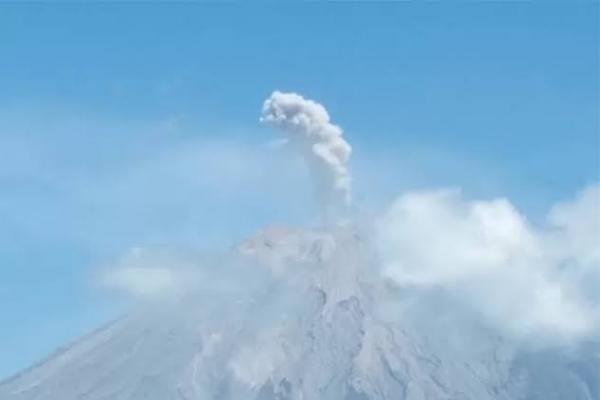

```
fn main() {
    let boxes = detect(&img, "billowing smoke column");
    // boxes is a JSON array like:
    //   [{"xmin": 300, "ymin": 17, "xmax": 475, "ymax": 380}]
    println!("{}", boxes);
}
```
[{"xmin": 261, "ymin": 91, "xmax": 352, "ymax": 220}]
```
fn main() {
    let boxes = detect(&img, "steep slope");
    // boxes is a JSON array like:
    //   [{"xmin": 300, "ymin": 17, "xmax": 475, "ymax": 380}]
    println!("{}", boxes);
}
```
[{"xmin": 0, "ymin": 226, "xmax": 598, "ymax": 400}]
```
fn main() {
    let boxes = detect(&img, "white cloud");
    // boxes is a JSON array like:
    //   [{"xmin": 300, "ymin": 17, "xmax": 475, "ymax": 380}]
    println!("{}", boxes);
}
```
[
  {"xmin": 547, "ymin": 183, "xmax": 600, "ymax": 267},
  {"xmin": 100, "ymin": 247, "xmax": 184, "ymax": 299},
  {"xmin": 375, "ymin": 184, "xmax": 600, "ymax": 344},
  {"xmin": 103, "ymin": 266, "xmax": 178, "ymax": 298}
]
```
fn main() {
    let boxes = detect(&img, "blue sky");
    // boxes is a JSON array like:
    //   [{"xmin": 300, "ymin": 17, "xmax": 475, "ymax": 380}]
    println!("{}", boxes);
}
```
[{"xmin": 0, "ymin": 2, "xmax": 598, "ymax": 378}]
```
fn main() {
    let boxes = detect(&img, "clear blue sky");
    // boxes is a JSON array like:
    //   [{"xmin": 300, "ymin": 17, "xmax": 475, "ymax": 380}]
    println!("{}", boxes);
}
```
[{"xmin": 0, "ymin": 2, "xmax": 598, "ymax": 378}]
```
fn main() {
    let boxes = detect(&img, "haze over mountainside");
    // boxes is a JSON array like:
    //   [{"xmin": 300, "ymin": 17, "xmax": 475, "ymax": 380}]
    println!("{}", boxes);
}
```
[
  {"xmin": 1, "ymin": 91, "xmax": 598, "ymax": 400},
  {"xmin": 1, "ymin": 225, "xmax": 599, "ymax": 400}
]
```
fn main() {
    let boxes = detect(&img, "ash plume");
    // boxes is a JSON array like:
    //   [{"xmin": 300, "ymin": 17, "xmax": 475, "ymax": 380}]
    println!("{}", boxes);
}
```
[{"xmin": 261, "ymin": 91, "xmax": 352, "ymax": 220}]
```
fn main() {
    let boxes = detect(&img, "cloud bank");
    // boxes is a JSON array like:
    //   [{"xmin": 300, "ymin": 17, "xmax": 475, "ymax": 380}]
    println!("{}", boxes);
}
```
[
  {"xmin": 261, "ymin": 91, "xmax": 352, "ymax": 220},
  {"xmin": 375, "ymin": 183, "xmax": 600, "ymax": 344}
]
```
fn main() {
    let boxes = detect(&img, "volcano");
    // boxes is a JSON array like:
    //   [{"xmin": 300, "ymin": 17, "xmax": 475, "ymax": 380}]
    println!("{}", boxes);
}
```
[{"xmin": 1, "ymin": 225, "xmax": 598, "ymax": 400}]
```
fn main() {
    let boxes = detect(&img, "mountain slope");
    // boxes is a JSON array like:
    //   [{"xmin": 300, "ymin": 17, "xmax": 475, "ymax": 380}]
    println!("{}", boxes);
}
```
[{"xmin": 1, "ymin": 226, "xmax": 598, "ymax": 400}]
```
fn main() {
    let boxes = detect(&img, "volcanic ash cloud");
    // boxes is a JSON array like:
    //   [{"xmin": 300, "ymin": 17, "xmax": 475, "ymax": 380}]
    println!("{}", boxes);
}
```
[{"xmin": 261, "ymin": 91, "xmax": 352, "ymax": 219}]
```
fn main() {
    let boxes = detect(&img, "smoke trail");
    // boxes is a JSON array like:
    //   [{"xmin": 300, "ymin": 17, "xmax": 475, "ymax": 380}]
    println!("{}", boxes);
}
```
[{"xmin": 261, "ymin": 91, "xmax": 352, "ymax": 220}]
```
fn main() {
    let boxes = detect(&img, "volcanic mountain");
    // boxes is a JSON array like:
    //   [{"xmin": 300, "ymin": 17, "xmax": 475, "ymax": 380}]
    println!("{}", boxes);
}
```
[{"xmin": 1, "ymin": 225, "xmax": 598, "ymax": 400}]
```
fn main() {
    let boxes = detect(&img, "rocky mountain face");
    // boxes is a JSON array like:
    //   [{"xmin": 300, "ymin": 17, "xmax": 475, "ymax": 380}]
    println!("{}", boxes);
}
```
[{"xmin": 1, "ymin": 225, "xmax": 598, "ymax": 400}]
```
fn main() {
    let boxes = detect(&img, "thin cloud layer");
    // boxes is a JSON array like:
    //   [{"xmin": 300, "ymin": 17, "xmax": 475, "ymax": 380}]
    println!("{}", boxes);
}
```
[{"xmin": 99, "ymin": 247, "xmax": 188, "ymax": 299}]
